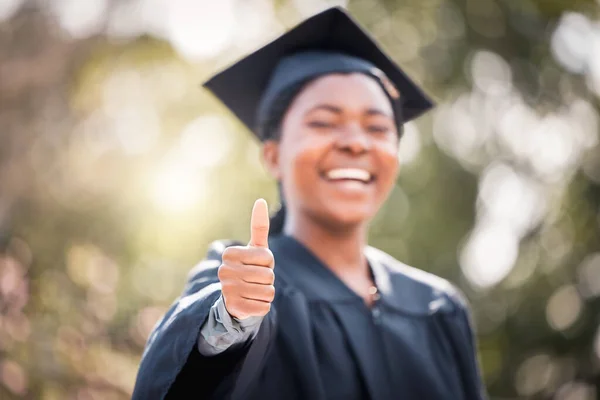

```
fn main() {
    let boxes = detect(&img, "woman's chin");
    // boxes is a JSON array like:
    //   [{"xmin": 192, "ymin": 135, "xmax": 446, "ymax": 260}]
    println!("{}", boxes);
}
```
[{"xmin": 322, "ymin": 205, "xmax": 376, "ymax": 229}]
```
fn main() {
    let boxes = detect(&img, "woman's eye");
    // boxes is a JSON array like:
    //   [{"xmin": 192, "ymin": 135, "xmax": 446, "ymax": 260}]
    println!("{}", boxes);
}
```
[
  {"xmin": 308, "ymin": 120, "xmax": 336, "ymax": 129},
  {"xmin": 366, "ymin": 125, "xmax": 390, "ymax": 134}
]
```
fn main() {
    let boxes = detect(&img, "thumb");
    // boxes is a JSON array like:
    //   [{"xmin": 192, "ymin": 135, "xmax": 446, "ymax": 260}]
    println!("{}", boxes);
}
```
[{"xmin": 249, "ymin": 198, "xmax": 270, "ymax": 248}]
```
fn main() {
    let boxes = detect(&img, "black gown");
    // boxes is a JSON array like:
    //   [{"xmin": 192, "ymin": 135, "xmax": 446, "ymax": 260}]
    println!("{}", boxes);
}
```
[{"xmin": 132, "ymin": 235, "xmax": 487, "ymax": 399}]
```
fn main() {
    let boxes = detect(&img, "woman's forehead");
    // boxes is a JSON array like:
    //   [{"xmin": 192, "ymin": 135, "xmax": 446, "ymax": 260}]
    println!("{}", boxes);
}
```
[{"xmin": 292, "ymin": 73, "xmax": 394, "ymax": 113}]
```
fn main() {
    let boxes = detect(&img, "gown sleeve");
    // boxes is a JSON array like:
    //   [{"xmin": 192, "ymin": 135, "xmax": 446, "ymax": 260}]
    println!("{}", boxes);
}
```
[
  {"xmin": 443, "ymin": 290, "xmax": 488, "ymax": 400},
  {"xmin": 131, "ymin": 240, "xmax": 276, "ymax": 400},
  {"xmin": 197, "ymin": 294, "xmax": 263, "ymax": 356}
]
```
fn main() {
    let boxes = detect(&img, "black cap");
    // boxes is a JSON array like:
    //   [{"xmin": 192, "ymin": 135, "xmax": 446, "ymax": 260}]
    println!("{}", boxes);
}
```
[{"xmin": 202, "ymin": 6, "xmax": 434, "ymax": 140}]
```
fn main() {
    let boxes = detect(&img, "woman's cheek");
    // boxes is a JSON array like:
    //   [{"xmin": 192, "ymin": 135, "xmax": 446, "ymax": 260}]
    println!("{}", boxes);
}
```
[
  {"xmin": 379, "ymin": 150, "xmax": 400, "ymax": 190},
  {"xmin": 377, "ymin": 141, "xmax": 399, "ymax": 164}
]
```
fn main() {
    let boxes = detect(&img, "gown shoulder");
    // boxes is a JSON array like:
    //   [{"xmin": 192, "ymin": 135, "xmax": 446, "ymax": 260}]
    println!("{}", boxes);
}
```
[{"xmin": 365, "ymin": 245, "xmax": 470, "ymax": 316}]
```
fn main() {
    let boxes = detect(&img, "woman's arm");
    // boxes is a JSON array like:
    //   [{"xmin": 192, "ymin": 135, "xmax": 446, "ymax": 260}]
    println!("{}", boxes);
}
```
[
  {"xmin": 197, "ymin": 294, "xmax": 263, "ymax": 356},
  {"xmin": 131, "ymin": 240, "xmax": 274, "ymax": 400}
]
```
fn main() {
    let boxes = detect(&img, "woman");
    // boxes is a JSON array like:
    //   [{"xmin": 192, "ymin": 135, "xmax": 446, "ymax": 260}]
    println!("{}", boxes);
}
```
[{"xmin": 133, "ymin": 7, "xmax": 486, "ymax": 400}]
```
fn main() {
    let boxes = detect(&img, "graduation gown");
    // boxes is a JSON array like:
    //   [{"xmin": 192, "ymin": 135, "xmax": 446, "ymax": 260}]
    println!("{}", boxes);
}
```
[{"xmin": 132, "ymin": 235, "xmax": 487, "ymax": 400}]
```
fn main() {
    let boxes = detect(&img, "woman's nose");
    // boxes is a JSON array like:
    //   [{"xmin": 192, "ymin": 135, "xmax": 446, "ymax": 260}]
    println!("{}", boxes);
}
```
[{"xmin": 336, "ymin": 124, "xmax": 371, "ymax": 155}]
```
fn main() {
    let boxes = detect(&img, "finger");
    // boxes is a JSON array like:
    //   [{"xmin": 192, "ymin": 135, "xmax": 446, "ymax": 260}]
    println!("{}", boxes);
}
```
[
  {"xmin": 222, "ymin": 247, "xmax": 274, "ymax": 268},
  {"xmin": 240, "ymin": 264, "xmax": 275, "ymax": 285},
  {"xmin": 218, "ymin": 263, "xmax": 274, "ymax": 284},
  {"xmin": 249, "ymin": 198, "xmax": 270, "ymax": 248},
  {"xmin": 229, "ymin": 298, "xmax": 272, "ymax": 318},
  {"xmin": 239, "ymin": 283, "xmax": 276, "ymax": 303}
]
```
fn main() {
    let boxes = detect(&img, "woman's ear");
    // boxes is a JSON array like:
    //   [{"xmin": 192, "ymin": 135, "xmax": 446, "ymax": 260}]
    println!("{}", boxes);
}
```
[{"xmin": 261, "ymin": 140, "xmax": 282, "ymax": 180}]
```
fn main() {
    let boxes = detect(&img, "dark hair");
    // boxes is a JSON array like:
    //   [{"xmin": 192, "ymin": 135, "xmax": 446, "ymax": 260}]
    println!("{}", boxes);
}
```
[{"xmin": 257, "ymin": 81, "xmax": 310, "ymax": 141}]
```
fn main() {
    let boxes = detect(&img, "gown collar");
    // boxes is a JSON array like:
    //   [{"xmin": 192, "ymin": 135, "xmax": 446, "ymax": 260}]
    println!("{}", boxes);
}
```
[{"xmin": 269, "ymin": 235, "xmax": 454, "ymax": 316}]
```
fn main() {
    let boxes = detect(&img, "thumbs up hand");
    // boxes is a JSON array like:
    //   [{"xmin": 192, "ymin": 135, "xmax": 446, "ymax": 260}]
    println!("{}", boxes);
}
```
[{"xmin": 218, "ymin": 199, "xmax": 275, "ymax": 320}]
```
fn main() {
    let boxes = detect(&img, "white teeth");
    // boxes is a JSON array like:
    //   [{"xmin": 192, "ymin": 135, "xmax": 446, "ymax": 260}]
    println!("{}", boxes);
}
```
[{"xmin": 326, "ymin": 168, "xmax": 371, "ymax": 182}]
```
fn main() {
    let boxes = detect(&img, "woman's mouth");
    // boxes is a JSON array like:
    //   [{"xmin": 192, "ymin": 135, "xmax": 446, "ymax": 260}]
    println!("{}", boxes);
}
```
[
  {"xmin": 320, "ymin": 168, "xmax": 376, "ymax": 191},
  {"xmin": 325, "ymin": 168, "xmax": 373, "ymax": 182}
]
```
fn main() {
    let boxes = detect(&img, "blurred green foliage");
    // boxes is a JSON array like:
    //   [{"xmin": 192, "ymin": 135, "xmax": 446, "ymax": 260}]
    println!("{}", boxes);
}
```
[{"xmin": 0, "ymin": 0, "xmax": 599, "ymax": 398}]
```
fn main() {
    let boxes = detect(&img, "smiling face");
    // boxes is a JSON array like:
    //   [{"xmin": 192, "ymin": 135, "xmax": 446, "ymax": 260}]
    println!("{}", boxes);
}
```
[{"xmin": 262, "ymin": 73, "xmax": 400, "ymax": 231}]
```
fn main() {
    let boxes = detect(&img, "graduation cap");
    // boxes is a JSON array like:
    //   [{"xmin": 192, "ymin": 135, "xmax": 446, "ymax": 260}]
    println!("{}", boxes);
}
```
[{"xmin": 203, "ymin": 6, "xmax": 434, "ymax": 140}]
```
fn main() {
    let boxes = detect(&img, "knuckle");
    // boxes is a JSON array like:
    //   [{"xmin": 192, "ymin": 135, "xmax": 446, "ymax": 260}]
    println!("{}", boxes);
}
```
[
  {"xmin": 254, "ymin": 247, "xmax": 274, "ymax": 266},
  {"xmin": 221, "ymin": 250, "xmax": 233, "ymax": 263},
  {"xmin": 261, "ymin": 248, "xmax": 274, "ymax": 261},
  {"xmin": 221, "ymin": 262, "xmax": 247, "ymax": 281},
  {"xmin": 265, "ymin": 268, "xmax": 275, "ymax": 283},
  {"xmin": 218, "ymin": 263, "xmax": 237, "ymax": 282},
  {"xmin": 217, "ymin": 264, "xmax": 228, "ymax": 280},
  {"xmin": 266, "ymin": 285, "xmax": 276, "ymax": 302},
  {"xmin": 265, "ymin": 248, "xmax": 274, "ymax": 259},
  {"xmin": 221, "ymin": 247, "xmax": 233, "ymax": 261},
  {"xmin": 222, "ymin": 246, "xmax": 243, "ymax": 262}
]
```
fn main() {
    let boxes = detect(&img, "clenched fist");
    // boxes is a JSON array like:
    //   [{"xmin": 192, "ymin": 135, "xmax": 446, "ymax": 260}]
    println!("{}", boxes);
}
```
[{"xmin": 218, "ymin": 199, "xmax": 275, "ymax": 320}]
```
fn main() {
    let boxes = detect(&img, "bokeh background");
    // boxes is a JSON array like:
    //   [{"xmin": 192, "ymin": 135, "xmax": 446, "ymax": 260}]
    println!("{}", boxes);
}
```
[{"xmin": 1, "ymin": 0, "xmax": 600, "ymax": 398}]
